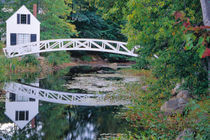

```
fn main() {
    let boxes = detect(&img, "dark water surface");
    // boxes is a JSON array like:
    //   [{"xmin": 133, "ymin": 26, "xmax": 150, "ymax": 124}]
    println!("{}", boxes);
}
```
[{"xmin": 0, "ymin": 66, "xmax": 129, "ymax": 140}]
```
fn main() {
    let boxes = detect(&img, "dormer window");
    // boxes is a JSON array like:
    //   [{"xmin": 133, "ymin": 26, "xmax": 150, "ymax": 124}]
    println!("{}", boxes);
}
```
[{"xmin": 17, "ymin": 14, "xmax": 30, "ymax": 24}]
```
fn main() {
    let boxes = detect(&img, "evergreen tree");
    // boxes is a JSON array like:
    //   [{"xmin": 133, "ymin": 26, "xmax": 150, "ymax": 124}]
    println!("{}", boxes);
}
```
[
  {"xmin": 66, "ymin": 0, "xmax": 126, "ymax": 41},
  {"xmin": 38, "ymin": 0, "xmax": 76, "ymax": 40}
]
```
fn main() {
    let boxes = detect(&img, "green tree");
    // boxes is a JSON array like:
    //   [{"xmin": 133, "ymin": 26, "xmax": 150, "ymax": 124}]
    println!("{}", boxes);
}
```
[
  {"xmin": 38, "ymin": 0, "xmax": 76, "ymax": 40},
  {"xmin": 65, "ymin": 0, "xmax": 126, "ymax": 41},
  {"xmin": 94, "ymin": 0, "xmax": 128, "ymax": 24},
  {"xmin": 123, "ymin": 0, "xmax": 207, "ymax": 95},
  {"xmin": 0, "ymin": 0, "xmax": 13, "ymax": 39}
]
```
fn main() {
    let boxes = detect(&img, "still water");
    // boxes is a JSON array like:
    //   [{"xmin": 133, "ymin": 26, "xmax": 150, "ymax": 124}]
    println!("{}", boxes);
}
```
[{"xmin": 0, "ymin": 66, "xmax": 135, "ymax": 140}]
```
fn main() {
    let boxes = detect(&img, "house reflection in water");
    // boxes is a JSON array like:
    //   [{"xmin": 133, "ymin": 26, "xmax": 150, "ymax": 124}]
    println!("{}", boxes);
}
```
[{"xmin": 4, "ymin": 81, "xmax": 39, "ymax": 130}]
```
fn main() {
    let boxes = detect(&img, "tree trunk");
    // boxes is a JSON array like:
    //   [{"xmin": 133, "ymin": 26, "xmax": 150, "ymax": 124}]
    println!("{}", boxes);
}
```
[
  {"xmin": 200, "ymin": 0, "xmax": 210, "ymax": 26},
  {"xmin": 200, "ymin": 0, "xmax": 210, "ymax": 93}
]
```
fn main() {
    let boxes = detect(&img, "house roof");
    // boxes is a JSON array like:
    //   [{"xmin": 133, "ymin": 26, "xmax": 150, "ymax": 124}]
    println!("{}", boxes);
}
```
[{"xmin": 6, "ymin": 5, "xmax": 40, "ymax": 24}]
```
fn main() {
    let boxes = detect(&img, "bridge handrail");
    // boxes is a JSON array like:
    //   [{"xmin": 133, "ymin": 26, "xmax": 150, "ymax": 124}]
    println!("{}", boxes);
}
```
[
  {"xmin": 3, "ymin": 38, "xmax": 139, "ymax": 58},
  {"xmin": 5, "ymin": 38, "xmax": 128, "ymax": 49}
]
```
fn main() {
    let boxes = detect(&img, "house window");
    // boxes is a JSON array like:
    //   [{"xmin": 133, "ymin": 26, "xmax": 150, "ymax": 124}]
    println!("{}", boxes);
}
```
[
  {"xmin": 17, "ymin": 14, "xmax": 30, "ymax": 24},
  {"xmin": 15, "ymin": 111, "xmax": 29, "ymax": 121},
  {"xmin": 29, "ymin": 98, "xmax": 35, "ymax": 101},
  {"xmin": 9, "ymin": 93, "xmax": 16, "ymax": 101},
  {"xmin": 17, "ymin": 34, "xmax": 30, "ymax": 45},
  {"xmin": 21, "ymin": 14, "xmax": 26, "ymax": 24}
]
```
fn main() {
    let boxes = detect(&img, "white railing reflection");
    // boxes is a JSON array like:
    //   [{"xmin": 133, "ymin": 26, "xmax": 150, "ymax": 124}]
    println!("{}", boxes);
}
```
[{"xmin": 4, "ymin": 82, "xmax": 129, "ymax": 106}]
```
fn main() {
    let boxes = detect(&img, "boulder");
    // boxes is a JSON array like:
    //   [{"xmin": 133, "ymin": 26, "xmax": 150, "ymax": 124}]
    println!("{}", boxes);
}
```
[
  {"xmin": 160, "ymin": 98, "xmax": 188, "ymax": 114},
  {"xmin": 176, "ymin": 90, "xmax": 191, "ymax": 100},
  {"xmin": 171, "ymin": 83, "xmax": 181, "ymax": 95},
  {"xmin": 176, "ymin": 128, "xmax": 194, "ymax": 140},
  {"xmin": 109, "ymin": 63, "xmax": 118, "ymax": 70}
]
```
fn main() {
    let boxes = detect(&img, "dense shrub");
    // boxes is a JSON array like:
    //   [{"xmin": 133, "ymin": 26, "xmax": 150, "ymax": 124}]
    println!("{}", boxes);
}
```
[
  {"xmin": 132, "ymin": 56, "xmax": 150, "ymax": 69},
  {"xmin": 118, "ymin": 70, "xmax": 209, "ymax": 139},
  {"xmin": 122, "ymin": 0, "xmax": 208, "ymax": 96},
  {"xmin": 0, "ymin": 41, "xmax": 40, "ymax": 81},
  {"xmin": 21, "ymin": 55, "xmax": 40, "ymax": 66},
  {"xmin": 80, "ymin": 55, "xmax": 92, "ymax": 62},
  {"xmin": 0, "ymin": 41, "xmax": 4, "ymax": 54},
  {"xmin": 47, "ymin": 51, "xmax": 71, "ymax": 66}
]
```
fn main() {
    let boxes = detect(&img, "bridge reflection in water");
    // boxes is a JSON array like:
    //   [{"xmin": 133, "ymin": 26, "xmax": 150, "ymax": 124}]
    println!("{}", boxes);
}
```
[
  {"xmin": 4, "ymin": 82, "xmax": 128, "ymax": 106},
  {"xmin": 2, "ymin": 82, "xmax": 129, "ymax": 130}
]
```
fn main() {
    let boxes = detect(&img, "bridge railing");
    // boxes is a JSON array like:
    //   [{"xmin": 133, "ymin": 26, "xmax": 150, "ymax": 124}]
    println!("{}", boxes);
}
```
[{"xmin": 3, "ymin": 38, "xmax": 138, "ymax": 58}]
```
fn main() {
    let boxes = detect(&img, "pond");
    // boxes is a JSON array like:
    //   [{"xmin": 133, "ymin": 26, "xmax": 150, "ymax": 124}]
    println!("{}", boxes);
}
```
[{"xmin": 0, "ymin": 65, "xmax": 139, "ymax": 140}]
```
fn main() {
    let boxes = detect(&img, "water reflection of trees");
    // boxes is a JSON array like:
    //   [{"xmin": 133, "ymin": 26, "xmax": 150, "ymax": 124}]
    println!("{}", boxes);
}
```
[
  {"xmin": 39, "ymin": 103, "xmax": 127, "ymax": 139},
  {"xmin": 1, "ymin": 100, "xmax": 128, "ymax": 139},
  {"xmin": 65, "ymin": 106, "xmax": 127, "ymax": 139},
  {"xmin": 0, "ymin": 66, "xmax": 128, "ymax": 139},
  {"xmin": 39, "ymin": 67, "xmax": 71, "ymax": 92}
]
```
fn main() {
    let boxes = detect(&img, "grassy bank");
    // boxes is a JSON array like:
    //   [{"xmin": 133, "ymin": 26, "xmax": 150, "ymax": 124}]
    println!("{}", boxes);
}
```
[
  {"xmin": 0, "ymin": 42, "xmax": 43, "ymax": 81},
  {"xmin": 0, "ymin": 41, "xmax": 73, "ymax": 82},
  {"xmin": 0, "ymin": 55, "xmax": 39, "ymax": 81},
  {"xmin": 116, "ymin": 69, "xmax": 209, "ymax": 139}
]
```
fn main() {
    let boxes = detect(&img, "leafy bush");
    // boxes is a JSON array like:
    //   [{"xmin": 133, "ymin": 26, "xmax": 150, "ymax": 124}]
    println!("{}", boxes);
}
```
[
  {"xmin": 185, "ymin": 100, "xmax": 210, "ymax": 139},
  {"xmin": 122, "ymin": 0, "xmax": 208, "ymax": 96},
  {"xmin": 132, "ymin": 56, "xmax": 150, "ymax": 69},
  {"xmin": 47, "ymin": 51, "xmax": 70, "ymax": 66},
  {"xmin": 0, "ymin": 53, "xmax": 40, "ymax": 82},
  {"xmin": 100, "ymin": 53, "xmax": 130, "ymax": 63},
  {"xmin": 117, "ymin": 70, "xmax": 208, "ymax": 139},
  {"xmin": 21, "ymin": 55, "xmax": 40, "ymax": 66},
  {"xmin": 0, "ymin": 42, "xmax": 4, "ymax": 54},
  {"xmin": 81, "ymin": 55, "xmax": 92, "ymax": 62},
  {"xmin": 0, "ymin": 56, "xmax": 7, "ymax": 81},
  {"xmin": 0, "ymin": 55, "xmax": 21, "ymax": 81}
]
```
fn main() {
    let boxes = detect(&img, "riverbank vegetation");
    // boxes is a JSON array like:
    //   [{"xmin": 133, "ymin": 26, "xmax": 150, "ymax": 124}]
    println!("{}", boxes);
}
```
[
  {"xmin": 0, "ymin": 42, "xmax": 41, "ymax": 82},
  {"xmin": 113, "ymin": 0, "xmax": 209, "ymax": 139},
  {"xmin": 118, "ymin": 68, "xmax": 209, "ymax": 139}
]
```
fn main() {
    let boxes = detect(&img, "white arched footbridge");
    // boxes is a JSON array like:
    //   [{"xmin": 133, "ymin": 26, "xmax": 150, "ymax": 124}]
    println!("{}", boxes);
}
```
[
  {"xmin": 3, "ymin": 38, "xmax": 139, "ymax": 58},
  {"xmin": 4, "ymin": 82, "xmax": 130, "ymax": 106}
]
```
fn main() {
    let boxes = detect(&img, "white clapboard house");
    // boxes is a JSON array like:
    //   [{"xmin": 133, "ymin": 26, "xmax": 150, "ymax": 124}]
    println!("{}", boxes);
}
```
[
  {"xmin": 6, "ymin": 5, "xmax": 40, "ymax": 48},
  {"xmin": 4, "ymin": 80, "xmax": 40, "ymax": 129},
  {"xmin": 4, "ymin": 92, "xmax": 39, "ymax": 129}
]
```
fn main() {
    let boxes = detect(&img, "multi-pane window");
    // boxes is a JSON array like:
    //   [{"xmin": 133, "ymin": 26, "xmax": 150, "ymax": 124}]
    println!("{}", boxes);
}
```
[
  {"xmin": 21, "ymin": 14, "xmax": 26, "ymax": 24},
  {"xmin": 15, "ymin": 111, "xmax": 29, "ymax": 121},
  {"xmin": 17, "ymin": 34, "xmax": 30, "ymax": 45},
  {"xmin": 10, "ymin": 33, "xmax": 37, "ymax": 45},
  {"xmin": 9, "ymin": 93, "xmax": 36, "ymax": 102},
  {"xmin": 9, "ymin": 93, "xmax": 16, "ymax": 101},
  {"xmin": 17, "ymin": 14, "xmax": 30, "ymax": 24}
]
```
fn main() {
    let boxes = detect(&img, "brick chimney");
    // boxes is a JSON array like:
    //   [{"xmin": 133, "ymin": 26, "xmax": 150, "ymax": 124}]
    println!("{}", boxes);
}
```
[{"xmin": 33, "ymin": 4, "xmax": 37, "ymax": 17}]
